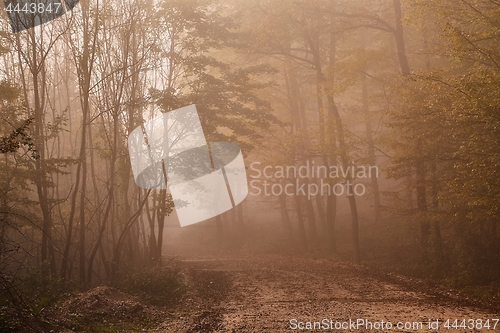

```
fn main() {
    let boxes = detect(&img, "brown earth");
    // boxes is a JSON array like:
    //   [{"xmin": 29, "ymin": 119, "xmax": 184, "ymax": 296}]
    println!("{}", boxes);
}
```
[{"xmin": 147, "ymin": 254, "xmax": 499, "ymax": 333}]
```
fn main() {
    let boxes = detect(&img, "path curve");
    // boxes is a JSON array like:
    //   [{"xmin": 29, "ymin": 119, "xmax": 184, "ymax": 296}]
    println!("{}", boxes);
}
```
[{"xmin": 152, "ymin": 254, "xmax": 498, "ymax": 332}]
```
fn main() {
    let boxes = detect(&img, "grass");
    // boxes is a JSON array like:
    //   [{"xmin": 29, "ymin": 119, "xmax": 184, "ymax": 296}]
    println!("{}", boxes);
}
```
[{"xmin": 115, "ymin": 261, "xmax": 187, "ymax": 307}]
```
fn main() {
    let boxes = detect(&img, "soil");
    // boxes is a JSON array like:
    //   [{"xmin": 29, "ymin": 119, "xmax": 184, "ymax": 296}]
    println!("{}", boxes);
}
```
[
  {"xmin": 146, "ymin": 253, "xmax": 499, "ymax": 332},
  {"xmin": 48, "ymin": 286, "xmax": 158, "ymax": 332},
  {"xmin": 47, "ymin": 251, "xmax": 499, "ymax": 332}
]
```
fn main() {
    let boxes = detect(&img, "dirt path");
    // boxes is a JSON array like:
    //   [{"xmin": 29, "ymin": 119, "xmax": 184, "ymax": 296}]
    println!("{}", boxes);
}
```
[{"xmin": 150, "ymin": 254, "xmax": 499, "ymax": 332}]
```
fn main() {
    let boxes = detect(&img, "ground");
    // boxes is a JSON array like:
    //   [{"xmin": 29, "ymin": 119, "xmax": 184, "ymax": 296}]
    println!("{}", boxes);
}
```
[
  {"xmin": 54, "ymin": 252, "xmax": 499, "ymax": 332},
  {"xmin": 147, "ymin": 254, "xmax": 498, "ymax": 332}
]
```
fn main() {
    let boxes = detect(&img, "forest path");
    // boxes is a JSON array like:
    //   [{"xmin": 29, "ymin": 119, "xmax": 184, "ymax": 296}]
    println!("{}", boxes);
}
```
[{"xmin": 153, "ymin": 254, "xmax": 498, "ymax": 332}]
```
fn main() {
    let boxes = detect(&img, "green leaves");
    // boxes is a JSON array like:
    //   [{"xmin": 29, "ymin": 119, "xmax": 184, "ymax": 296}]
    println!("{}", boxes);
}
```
[
  {"xmin": 0, "ymin": 116, "xmax": 36, "ymax": 156},
  {"xmin": 154, "ymin": 0, "xmax": 278, "ymax": 152},
  {"xmin": 0, "ymin": 81, "xmax": 37, "ymax": 158}
]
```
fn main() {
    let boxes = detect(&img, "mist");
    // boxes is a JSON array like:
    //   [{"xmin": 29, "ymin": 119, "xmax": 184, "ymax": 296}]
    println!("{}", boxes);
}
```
[{"xmin": 1, "ymin": 0, "xmax": 499, "ymax": 331}]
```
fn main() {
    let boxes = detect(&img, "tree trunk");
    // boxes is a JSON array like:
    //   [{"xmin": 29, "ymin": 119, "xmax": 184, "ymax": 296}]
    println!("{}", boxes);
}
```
[
  {"xmin": 112, "ymin": 190, "xmax": 151, "ymax": 280},
  {"xmin": 393, "ymin": 0, "xmax": 410, "ymax": 75},
  {"xmin": 361, "ymin": 71, "xmax": 381, "ymax": 222},
  {"xmin": 279, "ymin": 186, "xmax": 295, "ymax": 245},
  {"xmin": 294, "ymin": 194, "xmax": 308, "ymax": 250},
  {"xmin": 304, "ymin": 178, "xmax": 318, "ymax": 242},
  {"xmin": 326, "ymin": 193, "xmax": 337, "ymax": 252},
  {"xmin": 156, "ymin": 189, "xmax": 167, "ymax": 263}
]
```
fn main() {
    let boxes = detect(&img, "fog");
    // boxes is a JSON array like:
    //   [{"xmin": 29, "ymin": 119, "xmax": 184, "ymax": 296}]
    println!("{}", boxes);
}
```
[{"xmin": 1, "ymin": 0, "xmax": 499, "ymax": 331}]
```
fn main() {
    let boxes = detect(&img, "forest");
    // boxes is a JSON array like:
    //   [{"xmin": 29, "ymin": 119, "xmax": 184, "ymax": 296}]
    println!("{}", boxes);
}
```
[{"xmin": 1, "ymin": 0, "xmax": 499, "ymax": 331}]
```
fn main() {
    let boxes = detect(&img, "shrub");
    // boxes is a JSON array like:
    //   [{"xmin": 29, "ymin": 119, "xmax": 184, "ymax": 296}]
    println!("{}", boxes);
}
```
[
  {"xmin": 115, "ymin": 264, "xmax": 186, "ymax": 307},
  {"xmin": 0, "ymin": 261, "xmax": 73, "ymax": 332}
]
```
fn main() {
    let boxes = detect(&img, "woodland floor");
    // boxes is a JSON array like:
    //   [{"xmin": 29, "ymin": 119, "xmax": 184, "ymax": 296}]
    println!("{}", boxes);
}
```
[
  {"xmin": 53, "ymin": 249, "xmax": 500, "ymax": 333},
  {"xmin": 146, "ymin": 254, "xmax": 499, "ymax": 332}
]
